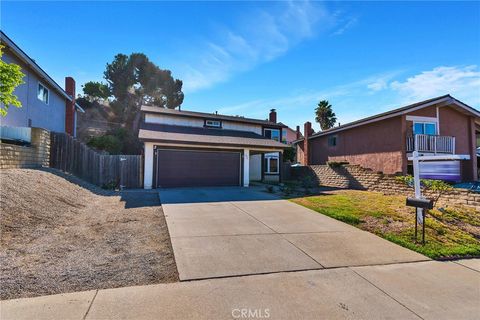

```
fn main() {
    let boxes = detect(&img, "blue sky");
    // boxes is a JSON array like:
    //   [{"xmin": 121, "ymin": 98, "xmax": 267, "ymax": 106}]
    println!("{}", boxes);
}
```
[{"xmin": 2, "ymin": 1, "xmax": 480, "ymax": 131}]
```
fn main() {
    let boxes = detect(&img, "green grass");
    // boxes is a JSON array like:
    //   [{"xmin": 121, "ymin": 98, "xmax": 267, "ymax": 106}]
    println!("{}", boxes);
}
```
[{"xmin": 291, "ymin": 191, "xmax": 480, "ymax": 259}]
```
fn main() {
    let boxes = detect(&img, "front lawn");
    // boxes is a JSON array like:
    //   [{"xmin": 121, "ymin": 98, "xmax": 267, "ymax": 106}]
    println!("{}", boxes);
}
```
[{"xmin": 290, "ymin": 190, "xmax": 480, "ymax": 259}]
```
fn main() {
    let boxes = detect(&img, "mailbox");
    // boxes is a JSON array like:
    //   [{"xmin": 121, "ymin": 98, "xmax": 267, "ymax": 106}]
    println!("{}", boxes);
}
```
[{"xmin": 406, "ymin": 197, "xmax": 434, "ymax": 209}]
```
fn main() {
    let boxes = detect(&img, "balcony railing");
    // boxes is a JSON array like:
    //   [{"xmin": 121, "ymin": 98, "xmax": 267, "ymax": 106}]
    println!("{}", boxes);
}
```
[{"xmin": 406, "ymin": 134, "xmax": 455, "ymax": 154}]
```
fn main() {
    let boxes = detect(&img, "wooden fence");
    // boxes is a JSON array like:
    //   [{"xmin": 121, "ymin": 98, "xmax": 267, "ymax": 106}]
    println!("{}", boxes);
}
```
[{"xmin": 50, "ymin": 132, "xmax": 143, "ymax": 189}]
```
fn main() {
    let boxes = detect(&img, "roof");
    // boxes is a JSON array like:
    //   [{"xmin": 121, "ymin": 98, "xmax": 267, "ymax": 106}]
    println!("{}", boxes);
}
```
[
  {"xmin": 294, "ymin": 95, "xmax": 480, "ymax": 143},
  {"xmin": 0, "ymin": 31, "xmax": 84, "ymax": 113},
  {"xmin": 138, "ymin": 122, "xmax": 289, "ymax": 150},
  {"xmin": 141, "ymin": 105, "xmax": 286, "ymax": 128}
]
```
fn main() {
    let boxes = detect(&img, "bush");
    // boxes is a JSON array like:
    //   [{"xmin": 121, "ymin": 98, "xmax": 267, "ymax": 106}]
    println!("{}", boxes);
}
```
[
  {"xmin": 87, "ymin": 135, "xmax": 122, "ymax": 154},
  {"xmin": 396, "ymin": 175, "xmax": 453, "ymax": 206},
  {"xmin": 327, "ymin": 161, "xmax": 349, "ymax": 168},
  {"xmin": 265, "ymin": 185, "xmax": 274, "ymax": 193},
  {"xmin": 101, "ymin": 180, "xmax": 118, "ymax": 190},
  {"xmin": 283, "ymin": 146, "xmax": 295, "ymax": 162},
  {"xmin": 87, "ymin": 127, "xmax": 142, "ymax": 155}
]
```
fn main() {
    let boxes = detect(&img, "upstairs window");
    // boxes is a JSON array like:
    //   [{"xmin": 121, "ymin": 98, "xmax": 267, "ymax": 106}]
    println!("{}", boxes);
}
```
[
  {"xmin": 37, "ymin": 83, "xmax": 49, "ymax": 104},
  {"xmin": 205, "ymin": 119, "xmax": 221, "ymax": 128},
  {"xmin": 264, "ymin": 128, "xmax": 280, "ymax": 141},
  {"xmin": 413, "ymin": 122, "xmax": 437, "ymax": 135},
  {"xmin": 328, "ymin": 136, "xmax": 337, "ymax": 147},
  {"xmin": 282, "ymin": 129, "xmax": 287, "ymax": 143}
]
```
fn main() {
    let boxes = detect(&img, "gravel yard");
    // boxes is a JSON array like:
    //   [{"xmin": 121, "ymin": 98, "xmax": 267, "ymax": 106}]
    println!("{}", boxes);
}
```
[{"xmin": 0, "ymin": 169, "xmax": 178, "ymax": 300}]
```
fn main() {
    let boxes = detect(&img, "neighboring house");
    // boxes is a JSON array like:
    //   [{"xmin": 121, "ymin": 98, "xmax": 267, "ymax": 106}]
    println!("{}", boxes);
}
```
[
  {"xmin": 139, "ymin": 107, "xmax": 288, "ymax": 188},
  {"xmin": 279, "ymin": 122, "xmax": 302, "ymax": 144},
  {"xmin": 295, "ymin": 95, "xmax": 479, "ymax": 182},
  {"xmin": 0, "ymin": 31, "xmax": 84, "ymax": 136}
]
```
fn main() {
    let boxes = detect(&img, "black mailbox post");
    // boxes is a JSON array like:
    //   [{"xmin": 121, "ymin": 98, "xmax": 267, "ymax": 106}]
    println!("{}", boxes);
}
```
[{"xmin": 406, "ymin": 197, "xmax": 434, "ymax": 245}]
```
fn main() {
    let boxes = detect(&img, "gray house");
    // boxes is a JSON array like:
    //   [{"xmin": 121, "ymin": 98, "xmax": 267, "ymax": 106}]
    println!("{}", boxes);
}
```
[
  {"xmin": 139, "ymin": 107, "xmax": 288, "ymax": 189},
  {"xmin": 0, "ymin": 31, "xmax": 84, "ymax": 136}
]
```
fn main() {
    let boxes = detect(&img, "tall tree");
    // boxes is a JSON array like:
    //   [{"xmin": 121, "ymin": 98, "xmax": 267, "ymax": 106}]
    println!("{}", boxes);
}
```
[
  {"xmin": 82, "ymin": 81, "xmax": 110, "ymax": 101},
  {"xmin": 0, "ymin": 45, "xmax": 25, "ymax": 117},
  {"xmin": 103, "ymin": 53, "xmax": 184, "ymax": 130},
  {"xmin": 315, "ymin": 100, "xmax": 337, "ymax": 131}
]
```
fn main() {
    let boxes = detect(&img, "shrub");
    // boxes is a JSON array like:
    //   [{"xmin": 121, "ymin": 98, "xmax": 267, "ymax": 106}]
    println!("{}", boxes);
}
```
[
  {"xmin": 283, "ymin": 147, "xmax": 296, "ymax": 162},
  {"xmin": 265, "ymin": 185, "xmax": 274, "ymax": 193},
  {"xmin": 101, "ymin": 180, "xmax": 118, "ymax": 190},
  {"xmin": 396, "ymin": 175, "xmax": 453, "ymax": 206},
  {"xmin": 327, "ymin": 161, "xmax": 349, "ymax": 168},
  {"xmin": 88, "ymin": 135, "xmax": 122, "ymax": 154},
  {"xmin": 283, "ymin": 185, "xmax": 294, "ymax": 196}
]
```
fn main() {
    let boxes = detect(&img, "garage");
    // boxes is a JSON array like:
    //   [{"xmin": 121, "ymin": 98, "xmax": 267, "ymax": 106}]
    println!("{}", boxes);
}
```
[{"xmin": 155, "ymin": 149, "xmax": 241, "ymax": 188}]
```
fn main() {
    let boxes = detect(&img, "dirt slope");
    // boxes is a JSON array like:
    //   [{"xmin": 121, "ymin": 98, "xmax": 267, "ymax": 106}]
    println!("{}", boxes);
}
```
[{"xmin": 0, "ymin": 169, "xmax": 177, "ymax": 300}]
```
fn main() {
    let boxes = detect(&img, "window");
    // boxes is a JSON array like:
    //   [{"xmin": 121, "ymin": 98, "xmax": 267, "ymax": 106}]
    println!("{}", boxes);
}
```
[
  {"xmin": 37, "ymin": 83, "xmax": 49, "ymax": 104},
  {"xmin": 413, "ymin": 122, "xmax": 437, "ymax": 135},
  {"xmin": 264, "ymin": 155, "xmax": 279, "ymax": 174},
  {"xmin": 328, "ymin": 136, "xmax": 337, "ymax": 147},
  {"xmin": 264, "ymin": 128, "xmax": 280, "ymax": 141},
  {"xmin": 205, "ymin": 119, "xmax": 221, "ymax": 128},
  {"xmin": 282, "ymin": 129, "xmax": 287, "ymax": 143}
]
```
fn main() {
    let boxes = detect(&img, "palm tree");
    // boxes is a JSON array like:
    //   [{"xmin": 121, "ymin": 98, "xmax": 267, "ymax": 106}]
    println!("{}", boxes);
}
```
[{"xmin": 315, "ymin": 100, "xmax": 336, "ymax": 131}]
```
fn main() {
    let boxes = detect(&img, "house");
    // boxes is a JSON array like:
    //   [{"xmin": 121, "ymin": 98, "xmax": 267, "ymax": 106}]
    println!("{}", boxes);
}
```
[
  {"xmin": 0, "ymin": 31, "xmax": 84, "ymax": 136},
  {"xmin": 278, "ymin": 122, "xmax": 302, "ymax": 144},
  {"xmin": 138, "ymin": 107, "xmax": 289, "ymax": 188},
  {"xmin": 295, "ymin": 95, "xmax": 479, "ymax": 182}
]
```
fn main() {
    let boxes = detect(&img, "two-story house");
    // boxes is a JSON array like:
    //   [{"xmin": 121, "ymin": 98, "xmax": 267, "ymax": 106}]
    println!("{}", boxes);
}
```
[
  {"xmin": 0, "ymin": 31, "xmax": 84, "ymax": 136},
  {"xmin": 139, "ymin": 107, "xmax": 288, "ymax": 188},
  {"xmin": 295, "ymin": 95, "xmax": 479, "ymax": 182}
]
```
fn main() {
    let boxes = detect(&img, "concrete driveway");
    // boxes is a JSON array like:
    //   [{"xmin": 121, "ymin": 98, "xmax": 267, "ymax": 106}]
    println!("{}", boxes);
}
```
[{"xmin": 159, "ymin": 187, "xmax": 428, "ymax": 280}]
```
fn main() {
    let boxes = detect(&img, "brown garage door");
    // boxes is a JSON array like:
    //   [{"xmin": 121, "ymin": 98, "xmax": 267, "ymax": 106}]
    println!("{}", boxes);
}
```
[{"xmin": 155, "ymin": 149, "xmax": 241, "ymax": 188}]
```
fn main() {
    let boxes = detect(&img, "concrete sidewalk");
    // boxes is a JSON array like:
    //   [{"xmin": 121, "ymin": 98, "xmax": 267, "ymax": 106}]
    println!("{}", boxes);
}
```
[
  {"xmin": 2, "ymin": 260, "xmax": 479, "ymax": 320},
  {"xmin": 160, "ymin": 187, "xmax": 427, "ymax": 280}
]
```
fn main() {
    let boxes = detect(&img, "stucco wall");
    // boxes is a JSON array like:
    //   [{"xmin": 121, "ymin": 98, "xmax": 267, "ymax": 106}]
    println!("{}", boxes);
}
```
[
  {"xmin": 309, "ymin": 116, "xmax": 405, "ymax": 174},
  {"xmin": 406, "ymin": 104, "xmax": 477, "ymax": 180},
  {"xmin": 407, "ymin": 104, "xmax": 472, "ymax": 154},
  {"xmin": 0, "ymin": 49, "xmax": 66, "ymax": 132}
]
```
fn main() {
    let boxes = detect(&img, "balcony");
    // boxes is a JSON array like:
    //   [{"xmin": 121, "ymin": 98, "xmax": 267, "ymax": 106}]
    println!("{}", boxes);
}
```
[{"xmin": 406, "ymin": 134, "xmax": 455, "ymax": 154}]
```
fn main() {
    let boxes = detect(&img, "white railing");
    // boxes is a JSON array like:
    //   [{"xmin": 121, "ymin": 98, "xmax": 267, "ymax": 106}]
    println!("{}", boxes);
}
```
[
  {"xmin": 406, "ymin": 134, "xmax": 455, "ymax": 154},
  {"xmin": 0, "ymin": 126, "xmax": 32, "ymax": 143}
]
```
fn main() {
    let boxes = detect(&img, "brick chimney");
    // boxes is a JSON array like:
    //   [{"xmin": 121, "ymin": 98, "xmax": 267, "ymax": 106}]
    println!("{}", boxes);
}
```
[
  {"xmin": 269, "ymin": 109, "xmax": 277, "ymax": 123},
  {"xmin": 296, "ymin": 125, "xmax": 301, "ymax": 140},
  {"xmin": 303, "ymin": 121, "xmax": 312, "ymax": 166},
  {"xmin": 65, "ymin": 77, "xmax": 75, "ymax": 136}
]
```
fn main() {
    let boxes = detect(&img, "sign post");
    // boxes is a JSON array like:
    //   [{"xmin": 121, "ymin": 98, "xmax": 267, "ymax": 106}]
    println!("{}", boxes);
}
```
[
  {"xmin": 412, "ymin": 151, "xmax": 423, "ymax": 225},
  {"xmin": 407, "ymin": 152, "xmax": 469, "ymax": 245}
]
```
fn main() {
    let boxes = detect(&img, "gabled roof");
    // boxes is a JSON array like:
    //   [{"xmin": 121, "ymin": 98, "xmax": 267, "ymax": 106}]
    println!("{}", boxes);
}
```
[
  {"xmin": 141, "ymin": 105, "xmax": 286, "ymax": 128},
  {"xmin": 139, "ymin": 122, "xmax": 288, "ymax": 150},
  {"xmin": 0, "ymin": 31, "xmax": 84, "ymax": 113},
  {"xmin": 295, "ymin": 95, "xmax": 479, "ymax": 142}
]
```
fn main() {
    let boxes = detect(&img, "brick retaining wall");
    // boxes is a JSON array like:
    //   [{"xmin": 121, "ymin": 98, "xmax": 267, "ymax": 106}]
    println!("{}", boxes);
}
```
[
  {"xmin": 0, "ymin": 128, "xmax": 50, "ymax": 169},
  {"xmin": 292, "ymin": 164, "xmax": 479, "ymax": 211}
]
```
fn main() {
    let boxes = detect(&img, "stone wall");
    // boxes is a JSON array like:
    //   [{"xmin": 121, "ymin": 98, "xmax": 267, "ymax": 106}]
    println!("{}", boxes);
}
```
[
  {"xmin": 0, "ymin": 128, "xmax": 50, "ymax": 169},
  {"xmin": 293, "ymin": 164, "xmax": 479, "ymax": 211}
]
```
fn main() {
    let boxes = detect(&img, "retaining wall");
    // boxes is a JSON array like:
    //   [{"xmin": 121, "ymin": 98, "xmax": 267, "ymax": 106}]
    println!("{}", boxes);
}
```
[
  {"xmin": 0, "ymin": 128, "xmax": 50, "ymax": 169},
  {"xmin": 292, "ymin": 164, "xmax": 479, "ymax": 211}
]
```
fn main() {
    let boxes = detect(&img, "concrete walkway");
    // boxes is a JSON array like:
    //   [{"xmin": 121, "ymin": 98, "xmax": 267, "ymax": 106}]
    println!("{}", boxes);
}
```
[
  {"xmin": 159, "ymin": 187, "xmax": 428, "ymax": 280},
  {"xmin": 2, "ymin": 260, "xmax": 479, "ymax": 320}
]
